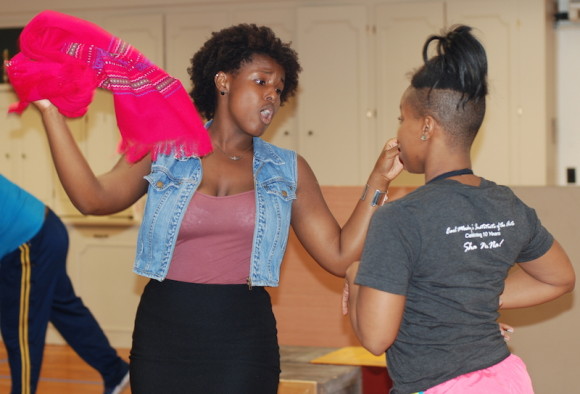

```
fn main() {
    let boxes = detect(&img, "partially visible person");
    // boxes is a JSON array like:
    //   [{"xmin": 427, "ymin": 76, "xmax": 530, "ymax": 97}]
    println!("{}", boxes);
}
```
[
  {"xmin": 0, "ymin": 174, "xmax": 130, "ymax": 394},
  {"xmin": 344, "ymin": 25, "xmax": 575, "ymax": 394}
]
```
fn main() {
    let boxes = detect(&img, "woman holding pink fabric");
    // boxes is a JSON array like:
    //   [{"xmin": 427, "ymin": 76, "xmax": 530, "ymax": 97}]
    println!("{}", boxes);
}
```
[{"xmin": 24, "ymin": 15, "xmax": 403, "ymax": 394}]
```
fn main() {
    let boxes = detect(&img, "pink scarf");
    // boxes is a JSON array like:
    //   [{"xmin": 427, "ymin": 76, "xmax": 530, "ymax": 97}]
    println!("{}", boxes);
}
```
[{"xmin": 6, "ymin": 10, "xmax": 212, "ymax": 162}]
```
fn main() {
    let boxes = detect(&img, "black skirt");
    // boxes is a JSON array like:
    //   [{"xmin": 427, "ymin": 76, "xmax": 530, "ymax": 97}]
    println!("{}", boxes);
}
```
[{"xmin": 129, "ymin": 279, "xmax": 280, "ymax": 394}]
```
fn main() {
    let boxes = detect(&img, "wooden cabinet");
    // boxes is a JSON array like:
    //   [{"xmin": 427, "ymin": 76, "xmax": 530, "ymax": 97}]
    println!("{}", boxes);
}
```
[
  {"xmin": 165, "ymin": 11, "xmax": 228, "ymax": 88},
  {"xmin": 100, "ymin": 13, "xmax": 164, "ymax": 65},
  {"xmin": 0, "ymin": 85, "xmax": 85, "ymax": 207},
  {"xmin": 0, "ymin": 0, "xmax": 559, "ymax": 191},
  {"xmin": 0, "ymin": 85, "xmax": 52, "ymax": 201},
  {"xmin": 3, "ymin": 0, "xmax": 554, "ymax": 187},
  {"xmin": 295, "ymin": 5, "xmax": 372, "ymax": 185},
  {"xmin": 46, "ymin": 224, "xmax": 145, "ymax": 348},
  {"xmin": 294, "ymin": 0, "xmax": 554, "ymax": 186},
  {"xmin": 446, "ymin": 0, "xmax": 555, "ymax": 185},
  {"xmin": 373, "ymin": 0, "xmax": 555, "ymax": 186}
]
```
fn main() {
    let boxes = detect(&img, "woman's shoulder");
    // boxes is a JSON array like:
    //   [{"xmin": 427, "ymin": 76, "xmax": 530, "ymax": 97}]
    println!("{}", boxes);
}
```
[
  {"xmin": 254, "ymin": 137, "xmax": 295, "ymax": 153},
  {"xmin": 254, "ymin": 138, "xmax": 297, "ymax": 163}
]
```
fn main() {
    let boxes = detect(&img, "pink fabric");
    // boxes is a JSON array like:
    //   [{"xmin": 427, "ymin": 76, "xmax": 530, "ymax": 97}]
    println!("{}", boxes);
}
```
[
  {"xmin": 423, "ymin": 354, "xmax": 534, "ymax": 394},
  {"xmin": 5, "ymin": 10, "xmax": 212, "ymax": 162},
  {"xmin": 166, "ymin": 190, "xmax": 255, "ymax": 284}
]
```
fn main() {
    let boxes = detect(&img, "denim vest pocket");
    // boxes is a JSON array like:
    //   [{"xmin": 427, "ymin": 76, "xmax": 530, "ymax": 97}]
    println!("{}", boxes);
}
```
[
  {"xmin": 145, "ymin": 165, "xmax": 198, "ymax": 191},
  {"xmin": 261, "ymin": 177, "xmax": 296, "ymax": 202}
]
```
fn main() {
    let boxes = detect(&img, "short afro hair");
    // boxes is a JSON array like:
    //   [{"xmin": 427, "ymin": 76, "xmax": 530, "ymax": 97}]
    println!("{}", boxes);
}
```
[{"xmin": 189, "ymin": 24, "xmax": 301, "ymax": 120}]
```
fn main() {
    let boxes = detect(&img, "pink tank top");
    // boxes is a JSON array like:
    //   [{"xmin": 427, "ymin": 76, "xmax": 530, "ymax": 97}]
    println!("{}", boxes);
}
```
[{"xmin": 166, "ymin": 190, "xmax": 255, "ymax": 284}]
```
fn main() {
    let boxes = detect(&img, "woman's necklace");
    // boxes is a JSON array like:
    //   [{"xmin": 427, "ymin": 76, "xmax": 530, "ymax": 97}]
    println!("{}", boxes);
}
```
[{"xmin": 214, "ymin": 142, "xmax": 254, "ymax": 161}]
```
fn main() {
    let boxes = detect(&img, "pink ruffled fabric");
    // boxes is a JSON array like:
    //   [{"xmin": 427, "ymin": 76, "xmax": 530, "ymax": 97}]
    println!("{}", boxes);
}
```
[{"xmin": 5, "ymin": 10, "xmax": 212, "ymax": 162}]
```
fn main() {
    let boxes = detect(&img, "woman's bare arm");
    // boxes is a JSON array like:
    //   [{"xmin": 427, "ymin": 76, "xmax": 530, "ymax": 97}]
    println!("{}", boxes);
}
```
[
  {"xmin": 35, "ymin": 100, "xmax": 150, "ymax": 215},
  {"xmin": 343, "ymin": 262, "xmax": 405, "ymax": 355},
  {"xmin": 501, "ymin": 240, "xmax": 575, "ymax": 309},
  {"xmin": 291, "ymin": 140, "xmax": 403, "ymax": 276}
]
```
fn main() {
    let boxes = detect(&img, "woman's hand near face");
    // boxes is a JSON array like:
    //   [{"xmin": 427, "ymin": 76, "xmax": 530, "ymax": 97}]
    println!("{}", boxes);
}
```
[{"xmin": 367, "ymin": 138, "xmax": 403, "ymax": 189}]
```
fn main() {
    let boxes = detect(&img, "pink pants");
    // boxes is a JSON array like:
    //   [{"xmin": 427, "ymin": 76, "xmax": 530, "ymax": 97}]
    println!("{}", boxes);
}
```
[{"xmin": 416, "ymin": 354, "xmax": 534, "ymax": 394}]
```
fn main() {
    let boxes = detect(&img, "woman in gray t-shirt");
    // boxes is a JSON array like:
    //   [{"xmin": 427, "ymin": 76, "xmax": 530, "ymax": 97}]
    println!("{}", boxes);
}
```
[{"xmin": 344, "ymin": 25, "xmax": 575, "ymax": 394}]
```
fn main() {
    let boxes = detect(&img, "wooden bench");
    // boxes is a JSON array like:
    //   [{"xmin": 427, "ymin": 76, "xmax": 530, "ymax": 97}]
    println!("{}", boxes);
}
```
[
  {"xmin": 310, "ymin": 346, "xmax": 392, "ymax": 394},
  {"xmin": 279, "ymin": 346, "xmax": 362, "ymax": 394}
]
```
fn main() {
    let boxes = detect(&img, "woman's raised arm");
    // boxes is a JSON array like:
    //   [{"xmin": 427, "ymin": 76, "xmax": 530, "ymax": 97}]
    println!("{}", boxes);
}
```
[
  {"xmin": 291, "ymin": 139, "xmax": 403, "ymax": 276},
  {"xmin": 34, "ymin": 100, "xmax": 150, "ymax": 215}
]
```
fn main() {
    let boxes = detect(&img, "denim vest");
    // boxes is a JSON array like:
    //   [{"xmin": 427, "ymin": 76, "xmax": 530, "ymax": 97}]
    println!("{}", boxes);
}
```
[{"xmin": 133, "ymin": 137, "xmax": 297, "ymax": 287}]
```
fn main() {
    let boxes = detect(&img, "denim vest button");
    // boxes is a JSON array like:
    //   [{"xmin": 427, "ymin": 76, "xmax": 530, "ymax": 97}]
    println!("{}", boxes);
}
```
[
  {"xmin": 282, "ymin": 190, "xmax": 288, "ymax": 197},
  {"xmin": 156, "ymin": 181, "xmax": 164, "ymax": 188}
]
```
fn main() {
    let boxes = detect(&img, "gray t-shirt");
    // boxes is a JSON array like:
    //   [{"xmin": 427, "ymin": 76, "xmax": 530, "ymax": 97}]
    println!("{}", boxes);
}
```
[{"xmin": 355, "ymin": 178, "xmax": 553, "ymax": 394}]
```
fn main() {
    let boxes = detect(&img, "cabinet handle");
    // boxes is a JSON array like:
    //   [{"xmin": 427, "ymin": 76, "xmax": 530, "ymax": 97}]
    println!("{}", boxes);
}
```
[
  {"xmin": 284, "ymin": 130, "xmax": 290, "ymax": 136},
  {"xmin": 366, "ymin": 109, "xmax": 376, "ymax": 118},
  {"xmin": 93, "ymin": 234, "xmax": 109, "ymax": 239},
  {"xmin": 307, "ymin": 130, "xmax": 314, "ymax": 136}
]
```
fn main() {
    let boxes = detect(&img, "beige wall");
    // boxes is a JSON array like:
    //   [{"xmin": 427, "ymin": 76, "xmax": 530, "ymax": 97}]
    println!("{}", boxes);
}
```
[
  {"xmin": 271, "ymin": 186, "xmax": 580, "ymax": 394},
  {"xmin": 500, "ymin": 186, "xmax": 579, "ymax": 394}
]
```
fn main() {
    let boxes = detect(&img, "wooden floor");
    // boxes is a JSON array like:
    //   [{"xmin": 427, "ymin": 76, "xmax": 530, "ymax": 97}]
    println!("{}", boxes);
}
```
[{"xmin": 0, "ymin": 343, "xmax": 131, "ymax": 393}]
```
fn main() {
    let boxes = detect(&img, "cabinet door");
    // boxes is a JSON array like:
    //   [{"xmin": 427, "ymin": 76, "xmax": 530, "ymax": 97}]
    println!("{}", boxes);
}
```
[
  {"xmin": 374, "ymin": 1, "xmax": 445, "ymax": 186},
  {"xmin": 0, "ymin": 88, "xmax": 20, "ymax": 182},
  {"xmin": 446, "ymin": 0, "xmax": 518, "ymax": 185},
  {"xmin": 232, "ymin": 7, "xmax": 298, "ymax": 151},
  {"xmin": 296, "ymin": 5, "xmax": 371, "ymax": 185},
  {"xmin": 165, "ymin": 11, "xmax": 229, "ymax": 90},
  {"xmin": 0, "ymin": 86, "xmax": 66, "ymax": 205},
  {"xmin": 447, "ymin": 0, "xmax": 554, "ymax": 185},
  {"xmin": 59, "ymin": 225, "xmax": 144, "ymax": 348},
  {"xmin": 100, "ymin": 13, "xmax": 164, "ymax": 65}
]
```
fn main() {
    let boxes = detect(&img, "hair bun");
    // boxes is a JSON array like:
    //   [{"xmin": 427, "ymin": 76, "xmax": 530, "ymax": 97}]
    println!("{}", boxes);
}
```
[{"xmin": 413, "ymin": 24, "xmax": 487, "ymax": 103}]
